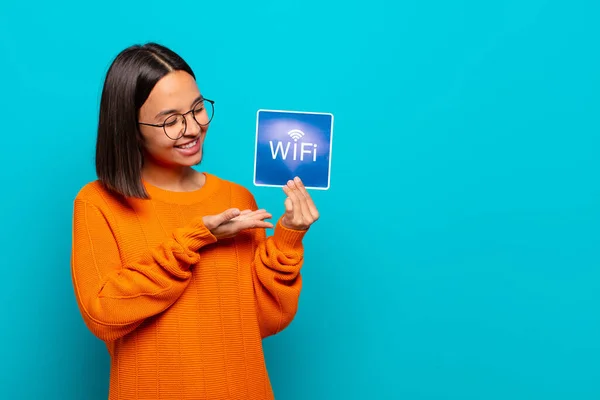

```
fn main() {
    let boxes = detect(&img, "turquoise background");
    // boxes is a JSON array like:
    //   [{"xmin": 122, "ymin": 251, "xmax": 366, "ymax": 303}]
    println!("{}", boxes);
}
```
[{"xmin": 1, "ymin": 0, "xmax": 599, "ymax": 399}]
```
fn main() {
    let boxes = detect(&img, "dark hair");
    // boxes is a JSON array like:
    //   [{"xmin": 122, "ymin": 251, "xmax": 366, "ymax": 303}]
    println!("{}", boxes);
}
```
[{"xmin": 95, "ymin": 42, "xmax": 195, "ymax": 199}]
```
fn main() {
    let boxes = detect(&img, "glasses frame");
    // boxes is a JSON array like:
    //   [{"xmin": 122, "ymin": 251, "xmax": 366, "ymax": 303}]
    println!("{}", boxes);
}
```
[{"xmin": 138, "ymin": 98, "xmax": 215, "ymax": 140}]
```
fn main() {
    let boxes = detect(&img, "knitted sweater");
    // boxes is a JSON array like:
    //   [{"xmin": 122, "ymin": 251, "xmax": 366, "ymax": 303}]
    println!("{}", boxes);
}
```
[{"xmin": 70, "ymin": 172, "xmax": 305, "ymax": 399}]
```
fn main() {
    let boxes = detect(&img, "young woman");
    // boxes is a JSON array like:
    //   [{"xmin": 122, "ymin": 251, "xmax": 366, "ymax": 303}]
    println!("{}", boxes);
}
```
[{"xmin": 71, "ymin": 42, "xmax": 319, "ymax": 400}]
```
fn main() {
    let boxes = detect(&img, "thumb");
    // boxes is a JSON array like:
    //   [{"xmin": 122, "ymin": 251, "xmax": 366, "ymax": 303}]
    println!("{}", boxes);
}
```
[
  {"xmin": 214, "ymin": 208, "xmax": 241, "ymax": 226},
  {"xmin": 284, "ymin": 198, "xmax": 293, "ymax": 217}
]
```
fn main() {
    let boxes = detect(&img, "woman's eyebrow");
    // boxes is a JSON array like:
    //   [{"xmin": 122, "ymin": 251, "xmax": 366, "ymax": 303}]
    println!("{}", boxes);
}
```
[
  {"xmin": 154, "ymin": 96, "xmax": 204, "ymax": 119},
  {"xmin": 190, "ymin": 95, "xmax": 204, "ymax": 106}
]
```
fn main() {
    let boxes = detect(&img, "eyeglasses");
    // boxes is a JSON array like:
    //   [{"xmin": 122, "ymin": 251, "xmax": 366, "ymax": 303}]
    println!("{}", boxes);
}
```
[{"xmin": 139, "ymin": 98, "xmax": 215, "ymax": 140}]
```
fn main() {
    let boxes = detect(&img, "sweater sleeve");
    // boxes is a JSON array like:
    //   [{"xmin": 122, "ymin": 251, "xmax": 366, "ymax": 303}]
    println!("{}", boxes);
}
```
[
  {"xmin": 247, "ymin": 197, "xmax": 307, "ymax": 338},
  {"xmin": 71, "ymin": 199, "xmax": 217, "ymax": 342}
]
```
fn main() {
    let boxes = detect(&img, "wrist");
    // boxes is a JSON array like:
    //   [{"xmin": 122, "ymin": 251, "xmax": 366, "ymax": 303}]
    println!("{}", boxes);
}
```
[
  {"xmin": 177, "ymin": 216, "xmax": 218, "ymax": 251},
  {"xmin": 273, "ymin": 218, "xmax": 307, "ymax": 253}
]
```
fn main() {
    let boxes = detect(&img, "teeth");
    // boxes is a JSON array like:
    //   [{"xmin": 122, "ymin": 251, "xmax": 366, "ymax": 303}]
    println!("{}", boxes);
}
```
[{"xmin": 177, "ymin": 139, "xmax": 197, "ymax": 149}]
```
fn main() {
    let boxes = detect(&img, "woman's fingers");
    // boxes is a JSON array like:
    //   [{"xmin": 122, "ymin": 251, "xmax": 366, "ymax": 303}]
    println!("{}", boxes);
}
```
[
  {"xmin": 232, "ymin": 209, "xmax": 270, "ymax": 221},
  {"xmin": 288, "ymin": 179, "xmax": 312, "ymax": 225},
  {"xmin": 247, "ymin": 211, "xmax": 272, "ymax": 222},
  {"xmin": 293, "ymin": 177, "xmax": 320, "ymax": 221},
  {"xmin": 235, "ymin": 218, "xmax": 273, "ymax": 230},
  {"xmin": 235, "ymin": 209, "xmax": 273, "ymax": 230},
  {"xmin": 283, "ymin": 183, "xmax": 304, "ymax": 225},
  {"xmin": 284, "ymin": 197, "xmax": 293, "ymax": 216},
  {"xmin": 209, "ymin": 207, "xmax": 274, "ymax": 239}
]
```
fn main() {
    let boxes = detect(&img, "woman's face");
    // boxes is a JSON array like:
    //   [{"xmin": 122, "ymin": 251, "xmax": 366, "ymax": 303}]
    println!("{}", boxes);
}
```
[{"xmin": 138, "ymin": 70, "xmax": 210, "ymax": 169}]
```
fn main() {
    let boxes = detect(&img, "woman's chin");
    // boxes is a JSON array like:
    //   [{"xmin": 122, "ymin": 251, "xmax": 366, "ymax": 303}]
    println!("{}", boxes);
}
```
[{"xmin": 173, "ymin": 147, "xmax": 203, "ymax": 167}]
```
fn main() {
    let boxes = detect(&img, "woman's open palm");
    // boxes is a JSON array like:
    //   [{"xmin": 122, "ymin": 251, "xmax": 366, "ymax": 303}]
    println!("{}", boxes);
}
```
[{"xmin": 203, "ymin": 208, "xmax": 273, "ymax": 240}]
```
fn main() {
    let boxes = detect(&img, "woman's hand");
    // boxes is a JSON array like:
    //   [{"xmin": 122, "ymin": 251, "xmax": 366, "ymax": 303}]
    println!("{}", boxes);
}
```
[
  {"xmin": 203, "ymin": 208, "xmax": 273, "ymax": 240},
  {"xmin": 281, "ymin": 177, "xmax": 320, "ymax": 231}
]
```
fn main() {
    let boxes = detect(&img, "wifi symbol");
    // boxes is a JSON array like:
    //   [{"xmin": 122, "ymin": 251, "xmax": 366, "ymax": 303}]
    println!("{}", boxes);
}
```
[{"xmin": 287, "ymin": 129, "xmax": 305, "ymax": 142}]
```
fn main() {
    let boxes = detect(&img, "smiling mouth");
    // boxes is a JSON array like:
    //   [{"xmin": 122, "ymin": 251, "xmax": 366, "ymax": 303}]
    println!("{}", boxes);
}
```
[{"xmin": 175, "ymin": 139, "xmax": 198, "ymax": 149}]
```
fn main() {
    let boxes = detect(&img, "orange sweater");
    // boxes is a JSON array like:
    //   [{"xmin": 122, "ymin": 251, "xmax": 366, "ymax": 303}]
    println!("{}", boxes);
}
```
[{"xmin": 71, "ymin": 173, "xmax": 305, "ymax": 400}]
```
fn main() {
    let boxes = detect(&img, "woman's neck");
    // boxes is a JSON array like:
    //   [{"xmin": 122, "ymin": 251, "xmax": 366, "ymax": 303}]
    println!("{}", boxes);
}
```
[{"xmin": 141, "ymin": 163, "xmax": 205, "ymax": 193}]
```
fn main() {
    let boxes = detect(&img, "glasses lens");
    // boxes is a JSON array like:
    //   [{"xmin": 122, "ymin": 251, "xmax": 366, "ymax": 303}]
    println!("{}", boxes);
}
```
[
  {"xmin": 164, "ymin": 114, "xmax": 186, "ymax": 139},
  {"xmin": 192, "ymin": 100, "xmax": 214, "ymax": 126}
]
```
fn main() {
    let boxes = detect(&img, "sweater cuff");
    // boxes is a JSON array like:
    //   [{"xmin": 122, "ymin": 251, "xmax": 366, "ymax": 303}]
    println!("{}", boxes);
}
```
[
  {"xmin": 178, "ymin": 216, "xmax": 218, "ymax": 252},
  {"xmin": 272, "ymin": 218, "xmax": 307, "ymax": 253}
]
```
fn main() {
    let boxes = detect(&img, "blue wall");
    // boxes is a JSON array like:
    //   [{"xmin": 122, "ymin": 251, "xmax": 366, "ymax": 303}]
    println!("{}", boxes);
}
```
[{"xmin": 1, "ymin": 0, "xmax": 599, "ymax": 398}]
